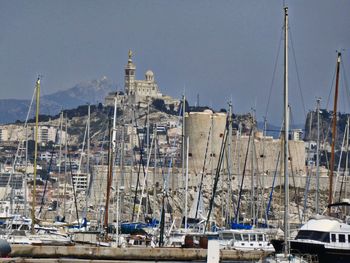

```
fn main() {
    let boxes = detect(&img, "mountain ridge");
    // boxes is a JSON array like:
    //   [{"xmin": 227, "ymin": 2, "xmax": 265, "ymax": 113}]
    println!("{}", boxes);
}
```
[{"xmin": 0, "ymin": 77, "xmax": 114, "ymax": 124}]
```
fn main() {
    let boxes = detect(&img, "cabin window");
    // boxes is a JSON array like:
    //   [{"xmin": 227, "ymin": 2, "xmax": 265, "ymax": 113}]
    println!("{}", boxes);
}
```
[
  {"xmin": 339, "ymin": 234, "xmax": 345, "ymax": 243},
  {"xmin": 250, "ymin": 234, "xmax": 256, "ymax": 241},
  {"xmin": 222, "ymin": 233, "xmax": 233, "ymax": 240},
  {"xmin": 295, "ymin": 230, "xmax": 330, "ymax": 243},
  {"xmin": 243, "ymin": 234, "xmax": 249, "ymax": 241},
  {"xmin": 234, "ymin": 234, "xmax": 242, "ymax": 241},
  {"xmin": 258, "ymin": 234, "xmax": 264, "ymax": 241},
  {"xmin": 348, "ymin": 235, "xmax": 350, "ymax": 243},
  {"xmin": 331, "ymin": 234, "xmax": 336, "ymax": 242}
]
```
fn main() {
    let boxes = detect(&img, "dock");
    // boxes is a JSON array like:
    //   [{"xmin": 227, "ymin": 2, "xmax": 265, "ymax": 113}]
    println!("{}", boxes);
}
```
[{"xmin": 8, "ymin": 245, "xmax": 272, "ymax": 261}]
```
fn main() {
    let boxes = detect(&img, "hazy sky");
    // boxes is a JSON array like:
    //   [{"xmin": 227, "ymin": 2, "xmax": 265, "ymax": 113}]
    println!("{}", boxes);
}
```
[{"xmin": 1, "ymin": 0, "xmax": 350, "ymax": 125}]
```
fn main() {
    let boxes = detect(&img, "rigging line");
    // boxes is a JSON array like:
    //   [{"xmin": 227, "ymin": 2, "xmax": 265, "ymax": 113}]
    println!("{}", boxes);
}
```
[
  {"xmin": 224, "ymin": 145, "xmax": 235, "ymax": 223},
  {"xmin": 195, "ymin": 123, "xmax": 212, "ymax": 219},
  {"xmin": 338, "ymin": 64, "xmax": 348, "ymax": 114},
  {"xmin": 163, "ymin": 102, "xmax": 183, "ymax": 197},
  {"xmin": 205, "ymin": 121, "xmax": 228, "ymax": 232},
  {"xmin": 288, "ymin": 107, "xmax": 304, "ymax": 223},
  {"xmin": 302, "ymin": 165, "xmax": 312, "ymax": 222},
  {"xmin": 338, "ymin": 120, "xmax": 348, "ymax": 202},
  {"xmin": 68, "ymin": 146, "xmax": 80, "ymax": 226},
  {"xmin": 5, "ymin": 83, "xmax": 37, "ymax": 196},
  {"xmin": 155, "ymin": 131, "xmax": 168, "ymax": 247},
  {"xmin": 264, "ymin": 28, "xmax": 283, "ymax": 119},
  {"xmin": 325, "ymin": 64, "xmax": 337, "ymax": 111},
  {"xmin": 77, "ymin": 120, "xmax": 88, "ymax": 174},
  {"xmin": 265, "ymin": 151, "xmax": 280, "ymax": 224},
  {"xmin": 289, "ymin": 143, "xmax": 302, "ymax": 224},
  {"xmin": 234, "ymin": 126, "xmax": 254, "ymax": 224},
  {"xmin": 131, "ymin": 105, "xmax": 156, "ymax": 222},
  {"xmin": 38, "ymin": 129, "xmax": 59, "ymax": 217},
  {"xmin": 321, "ymin": 63, "xmax": 340, "ymax": 176},
  {"xmin": 321, "ymin": 115, "xmax": 331, "ymax": 182},
  {"xmin": 131, "ymin": 109, "xmax": 145, "ymax": 221},
  {"xmin": 287, "ymin": 107, "xmax": 302, "ymax": 223},
  {"xmin": 340, "ymin": 60, "xmax": 350, "ymax": 111},
  {"xmin": 289, "ymin": 29, "xmax": 307, "ymax": 119}
]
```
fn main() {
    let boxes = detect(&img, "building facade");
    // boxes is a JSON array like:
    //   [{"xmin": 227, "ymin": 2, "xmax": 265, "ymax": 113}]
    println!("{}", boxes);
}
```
[
  {"xmin": 105, "ymin": 50, "xmax": 166, "ymax": 106},
  {"xmin": 124, "ymin": 50, "xmax": 162, "ymax": 103}
]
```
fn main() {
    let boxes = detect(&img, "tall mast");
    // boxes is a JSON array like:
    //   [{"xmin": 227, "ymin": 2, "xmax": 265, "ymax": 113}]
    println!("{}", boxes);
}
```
[
  {"xmin": 63, "ymin": 115, "xmax": 68, "ymax": 219},
  {"xmin": 315, "ymin": 98, "xmax": 321, "ymax": 214},
  {"xmin": 227, "ymin": 101, "xmax": 233, "ymax": 226},
  {"xmin": 104, "ymin": 118, "xmax": 113, "ymax": 234},
  {"xmin": 329, "ymin": 52, "xmax": 341, "ymax": 211},
  {"xmin": 283, "ymin": 7, "xmax": 289, "ymax": 256},
  {"xmin": 57, "ymin": 111, "xmax": 63, "ymax": 219},
  {"xmin": 251, "ymin": 110, "xmax": 256, "ymax": 226},
  {"xmin": 184, "ymin": 136, "xmax": 189, "ymax": 231},
  {"xmin": 59, "ymin": 112, "xmax": 63, "ymax": 176},
  {"xmin": 182, "ymin": 95, "xmax": 186, "ymax": 191},
  {"xmin": 153, "ymin": 125, "xmax": 157, "ymax": 218},
  {"xmin": 24, "ymin": 124, "xmax": 28, "ymax": 217},
  {"xmin": 31, "ymin": 77, "xmax": 40, "ymax": 234},
  {"xmin": 83, "ymin": 105, "xmax": 91, "ymax": 219},
  {"xmin": 87, "ymin": 104, "xmax": 90, "ymax": 176}
]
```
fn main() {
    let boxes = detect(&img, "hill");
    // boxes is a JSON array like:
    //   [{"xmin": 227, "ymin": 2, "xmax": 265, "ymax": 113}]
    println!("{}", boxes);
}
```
[{"xmin": 0, "ymin": 77, "xmax": 113, "ymax": 124}]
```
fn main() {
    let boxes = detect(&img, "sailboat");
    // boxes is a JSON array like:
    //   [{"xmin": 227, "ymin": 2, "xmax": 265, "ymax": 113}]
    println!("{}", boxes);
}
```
[
  {"xmin": 289, "ymin": 53, "xmax": 350, "ymax": 262},
  {"xmin": 2, "ymin": 78, "xmax": 74, "ymax": 246}
]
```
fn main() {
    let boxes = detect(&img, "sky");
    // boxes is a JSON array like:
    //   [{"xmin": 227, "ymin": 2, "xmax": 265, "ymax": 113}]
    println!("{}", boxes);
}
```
[{"xmin": 1, "ymin": 0, "xmax": 350, "ymax": 126}]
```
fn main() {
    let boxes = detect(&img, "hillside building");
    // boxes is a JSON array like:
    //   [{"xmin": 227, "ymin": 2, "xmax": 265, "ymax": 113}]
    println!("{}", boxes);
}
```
[{"xmin": 105, "ymin": 50, "xmax": 179, "ymax": 108}]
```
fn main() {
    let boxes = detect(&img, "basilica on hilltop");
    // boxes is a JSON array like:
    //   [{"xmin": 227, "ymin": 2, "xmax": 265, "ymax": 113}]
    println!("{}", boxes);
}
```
[{"xmin": 105, "ymin": 50, "xmax": 178, "ymax": 108}]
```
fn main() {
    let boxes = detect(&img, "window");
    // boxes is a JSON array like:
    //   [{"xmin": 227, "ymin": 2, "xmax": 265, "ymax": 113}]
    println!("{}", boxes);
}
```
[
  {"xmin": 258, "ymin": 234, "xmax": 264, "ymax": 241},
  {"xmin": 331, "ymin": 234, "xmax": 336, "ymax": 242},
  {"xmin": 221, "ymin": 233, "xmax": 233, "ymax": 240},
  {"xmin": 295, "ymin": 230, "xmax": 330, "ymax": 243},
  {"xmin": 339, "ymin": 234, "xmax": 345, "ymax": 243},
  {"xmin": 243, "ymin": 234, "xmax": 249, "ymax": 241},
  {"xmin": 234, "ymin": 234, "xmax": 242, "ymax": 241},
  {"xmin": 250, "ymin": 234, "xmax": 256, "ymax": 241}
]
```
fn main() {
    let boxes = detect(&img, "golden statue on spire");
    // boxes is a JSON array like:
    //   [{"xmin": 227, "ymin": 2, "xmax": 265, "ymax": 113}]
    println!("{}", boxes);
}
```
[{"xmin": 128, "ymin": 49, "xmax": 133, "ymax": 60}]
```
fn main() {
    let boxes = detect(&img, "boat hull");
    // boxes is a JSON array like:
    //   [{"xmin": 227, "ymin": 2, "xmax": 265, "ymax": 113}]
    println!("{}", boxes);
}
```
[{"xmin": 291, "ymin": 240, "xmax": 350, "ymax": 263}]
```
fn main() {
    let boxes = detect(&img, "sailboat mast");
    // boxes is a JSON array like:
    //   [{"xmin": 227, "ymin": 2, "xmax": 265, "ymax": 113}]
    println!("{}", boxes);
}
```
[
  {"xmin": 329, "ymin": 52, "xmax": 341, "ymax": 210},
  {"xmin": 63, "ymin": 115, "xmax": 68, "ymax": 219},
  {"xmin": 87, "ymin": 104, "xmax": 90, "ymax": 176},
  {"xmin": 182, "ymin": 95, "xmax": 186, "ymax": 191},
  {"xmin": 184, "ymin": 136, "xmax": 189, "ymax": 231},
  {"xmin": 24, "ymin": 125, "xmax": 28, "ymax": 217},
  {"xmin": 283, "ymin": 7, "xmax": 289, "ymax": 256},
  {"xmin": 31, "ymin": 77, "xmax": 40, "ymax": 234},
  {"xmin": 104, "ymin": 118, "xmax": 113, "ymax": 233},
  {"xmin": 316, "ymin": 98, "xmax": 321, "ymax": 214}
]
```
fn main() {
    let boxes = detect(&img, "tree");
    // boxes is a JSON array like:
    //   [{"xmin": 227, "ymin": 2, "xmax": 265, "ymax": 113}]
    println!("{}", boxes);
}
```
[{"xmin": 152, "ymin": 99, "xmax": 166, "ymax": 112}]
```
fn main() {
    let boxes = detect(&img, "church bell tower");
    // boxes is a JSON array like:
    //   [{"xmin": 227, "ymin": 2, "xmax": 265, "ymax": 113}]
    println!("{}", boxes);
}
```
[{"xmin": 124, "ymin": 50, "xmax": 136, "ymax": 95}]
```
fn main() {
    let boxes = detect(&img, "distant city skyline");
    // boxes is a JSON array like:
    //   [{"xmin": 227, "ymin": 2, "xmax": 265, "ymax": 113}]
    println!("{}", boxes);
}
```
[{"xmin": 1, "ymin": 0, "xmax": 350, "ymax": 125}]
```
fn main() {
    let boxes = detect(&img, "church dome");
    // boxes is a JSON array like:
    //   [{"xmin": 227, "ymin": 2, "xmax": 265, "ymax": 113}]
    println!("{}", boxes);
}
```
[{"xmin": 145, "ymin": 70, "xmax": 154, "ymax": 81}]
